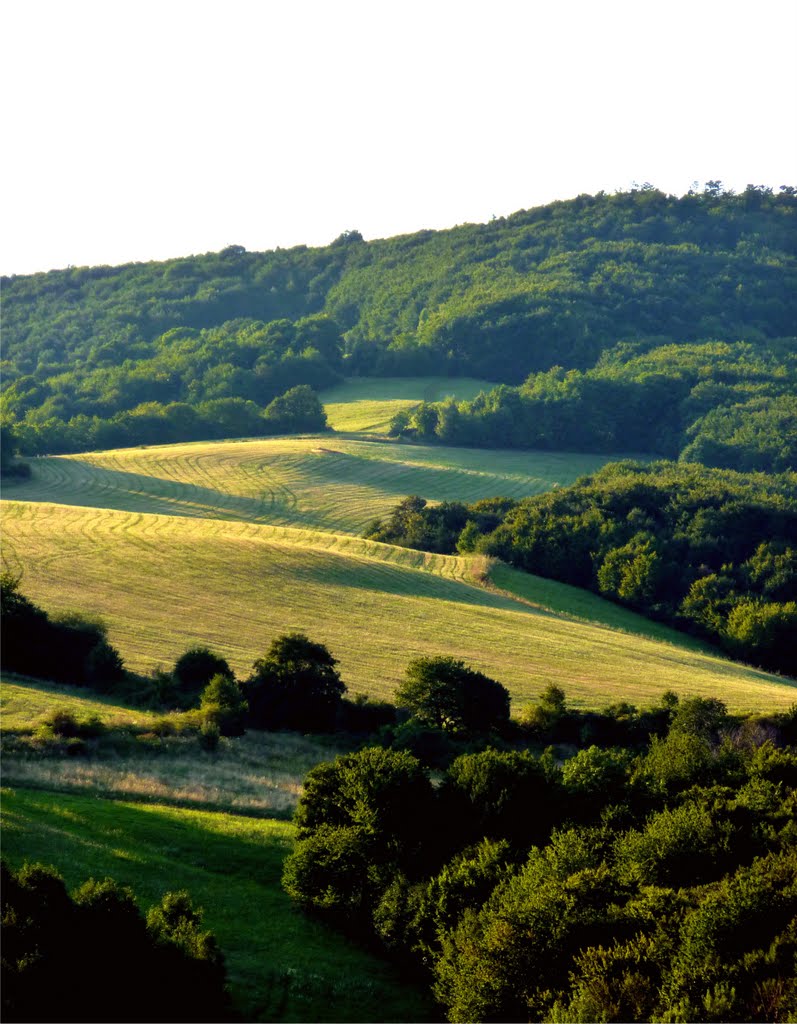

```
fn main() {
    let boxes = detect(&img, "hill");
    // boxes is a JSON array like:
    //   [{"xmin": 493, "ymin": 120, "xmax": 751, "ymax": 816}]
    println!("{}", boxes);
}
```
[
  {"xmin": 2, "ymin": 186, "xmax": 795, "ymax": 460},
  {"xmin": 3, "ymin": 498, "xmax": 794, "ymax": 713},
  {"xmin": 1, "ymin": 432, "xmax": 617, "ymax": 533}
]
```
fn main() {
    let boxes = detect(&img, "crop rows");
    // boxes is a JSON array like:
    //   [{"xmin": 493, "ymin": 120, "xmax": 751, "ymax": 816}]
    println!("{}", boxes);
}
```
[{"xmin": 7, "ymin": 436, "xmax": 612, "ymax": 535}]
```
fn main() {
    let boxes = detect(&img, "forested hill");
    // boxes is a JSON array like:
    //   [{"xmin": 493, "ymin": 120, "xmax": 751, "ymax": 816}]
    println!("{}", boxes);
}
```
[{"xmin": 2, "ymin": 184, "xmax": 795, "ymax": 455}]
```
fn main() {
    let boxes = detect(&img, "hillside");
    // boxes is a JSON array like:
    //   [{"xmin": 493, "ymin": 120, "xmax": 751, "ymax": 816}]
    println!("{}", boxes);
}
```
[
  {"xmin": 0, "ymin": 432, "xmax": 616, "ymax": 533},
  {"xmin": 3, "ymin": 497, "xmax": 793, "ymax": 713},
  {"xmin": 2, "ymin": 186, "xmax": 795, "ymax": 462}
]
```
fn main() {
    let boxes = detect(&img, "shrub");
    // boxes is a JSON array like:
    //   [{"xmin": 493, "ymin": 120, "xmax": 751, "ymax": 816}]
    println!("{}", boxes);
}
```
[
  {"xmin": 200, "ymin": 673, "xmax": 247, "ymax": 737},
  {"xmin": 172, "ymin": 647, "xmax": 234, "ymax": 707},
  {"xmin": 1, "ymin": 861, "xmax": 233, "ymax": 1022},
  {"xmin": 395, "ymin": 655, "xmax": 510, "ymax": 737}
]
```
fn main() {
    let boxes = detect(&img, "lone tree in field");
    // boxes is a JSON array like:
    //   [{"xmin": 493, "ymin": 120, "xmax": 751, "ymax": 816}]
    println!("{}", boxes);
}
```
[
  {"xmin": 396, "ymin": 655, "xmax": 510, "ymax": 737},
  {"xmin": 245, "ymin": 632, "xmax": 346, "ymax": 732}
]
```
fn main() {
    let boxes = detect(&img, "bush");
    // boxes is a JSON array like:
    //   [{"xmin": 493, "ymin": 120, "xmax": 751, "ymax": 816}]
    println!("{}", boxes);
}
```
[
  {"xmin": 172, "ymin": 647, "xmax": 234, "ymax": 707},
  {"xmin": 246, "ymin": 633, "xmax": 346, "ymax": 732},
  {"xmin": 200, "ymin": 673, "xmax": 247, "ymax": 737},
  {"xmin": 1, "ymin": 861, "xmax": 233, "ymax": 1022}
]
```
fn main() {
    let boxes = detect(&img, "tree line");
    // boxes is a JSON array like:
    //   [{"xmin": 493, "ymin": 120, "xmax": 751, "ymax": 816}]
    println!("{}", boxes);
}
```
[
  {"xmin": 388, "ymin": 339, "xmax": 797, "ymax": 475},
  {"xmin": 364, "ymin": 461, "xmax": 797, "ymax": 677}
]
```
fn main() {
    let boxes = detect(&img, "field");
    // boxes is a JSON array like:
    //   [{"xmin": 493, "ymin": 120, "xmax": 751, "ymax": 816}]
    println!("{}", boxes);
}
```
[
  {"xmin": 3, "ymin": 498, "xmax": 794, "ymax": 712},
  {"xmin": 4, "ymin": 433, "xmax": 613, "ymax": 535},
  {"xmin": 0, "ymin": 787, "xmax": 436, "ymax": 1023},
  {"xmin": 320, "ymin": 375, "xmax": 495, "ymax": 433}
]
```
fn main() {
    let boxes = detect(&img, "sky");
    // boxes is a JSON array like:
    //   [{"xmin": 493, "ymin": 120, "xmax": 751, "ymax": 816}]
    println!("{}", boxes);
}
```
[{"xmin": 2, "ymin": 0, "xmax": 796, "ymax": 277}]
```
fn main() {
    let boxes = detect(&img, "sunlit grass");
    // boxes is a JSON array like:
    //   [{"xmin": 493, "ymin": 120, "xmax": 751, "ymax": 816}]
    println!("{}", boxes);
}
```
[
  {"xmin": 320, "ymin": 375, "xmax": 494, "ymax": 433},
  {"xmin": 7, "ymin": 434, "xmax": 614, "ymax": 535},
  {"xmin": 0, "ymin": 673, "xmax": 160, "ymax": 731},
  {"xmin": 0, "ymin": 787, "xmax": 436, "ymax": 1023},
  {"xmin": 3, "ymin": 500, "xmax": 794, "ymax": 712}
]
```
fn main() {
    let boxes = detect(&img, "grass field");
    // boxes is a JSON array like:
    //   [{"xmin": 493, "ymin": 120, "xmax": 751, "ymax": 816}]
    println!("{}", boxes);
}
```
[
  {"xmin": 0, "ymin": 787, "xmax": 436, "ymax": 1023},
  {"xmin": 0, "ymin": 673, "xmax": 160, "ymax": 730},
  {"xmin": 3, "ymin": 500, "xmax": 794, "ymax": 712},
  {"xmin": 2, "ymin": 380, "xmax": 795, "ymax": 1023},
  {"xmin": 320, "ymin": 375, "xmax": 494, "ymax": 433},
  {"xmin": 4, "ymin": 434, "xmax": 613, "ymax": 535}
]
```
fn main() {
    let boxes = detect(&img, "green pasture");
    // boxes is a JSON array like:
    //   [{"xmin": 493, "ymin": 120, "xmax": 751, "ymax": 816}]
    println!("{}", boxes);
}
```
[
  {"xmin": 3, "ymin": 500, "xmax": 793, "ymax": 712},
  {"xmin": 319, "ymin": 375, "xmax": 494, "ymax": 433},
  {"xmin": 0, "ymin": 787, "xmax": 435, "ymax": 1023},
  {"xmin": 7, "ymin": 435, "xmax": 614, "ymax": 535},
  {"xmin": 0, "ymin": 673, "xmax": 160, "ymax": 731}
]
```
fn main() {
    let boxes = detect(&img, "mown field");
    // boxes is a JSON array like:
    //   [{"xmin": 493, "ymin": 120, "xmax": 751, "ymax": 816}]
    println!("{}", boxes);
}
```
[
  {"xmin": 3, "ymin": 499, "xmax": 794, "ymax": 712},
  {"xmin": 0, "ymin": 787, "xmax": 436, "ymax": 1023},
  {"xmin": 2, "ymin": 434, "xmax": 614, "ymax": 535}
]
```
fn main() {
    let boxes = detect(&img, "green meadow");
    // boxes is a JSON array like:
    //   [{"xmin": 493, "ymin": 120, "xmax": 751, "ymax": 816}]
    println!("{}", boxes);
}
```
[
  {"xmin": 2, "ymin": 499, "xmax": 793, "ymax": 712},
  {"xmin": 0, "ymin": 787, "xmax": 436, "ymax": 1023},
  {"xmin": 320, "ymin": 375, "xmax": 493, "ymax": 433}
]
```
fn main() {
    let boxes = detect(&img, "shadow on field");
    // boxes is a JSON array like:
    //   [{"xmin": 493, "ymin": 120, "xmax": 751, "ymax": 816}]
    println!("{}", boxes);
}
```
[{"xmin": 1, "ymin": 787, "xmax": 438, "ymax": 1023}]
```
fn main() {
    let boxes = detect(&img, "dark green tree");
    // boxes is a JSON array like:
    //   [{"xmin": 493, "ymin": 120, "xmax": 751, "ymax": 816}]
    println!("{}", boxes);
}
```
[
  {"xmin": 246, "ymin": 632, "xmax": 346, "ymax": 732},
  {"xmin": 395, "ymin": 655, "xmax": 510, "ymax": 736},
  {"xmin": 172, "ymin": 647, "xmax": 234, "ymax": 707}
]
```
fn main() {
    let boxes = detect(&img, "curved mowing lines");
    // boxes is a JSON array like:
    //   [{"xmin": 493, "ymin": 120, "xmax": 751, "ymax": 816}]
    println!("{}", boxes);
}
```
[
  {"xmin": 5, "ymin": 499, "xmax": 796, "ymax": 714},
  {"xmin": 8, "ymin": 437, "xmax": 612, "ymax": 537}
]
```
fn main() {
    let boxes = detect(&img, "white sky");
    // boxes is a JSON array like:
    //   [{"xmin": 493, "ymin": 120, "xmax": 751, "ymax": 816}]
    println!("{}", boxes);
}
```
[{"xmin": 2, "ymin": 0, "xmax": 796, "ymax": 276}]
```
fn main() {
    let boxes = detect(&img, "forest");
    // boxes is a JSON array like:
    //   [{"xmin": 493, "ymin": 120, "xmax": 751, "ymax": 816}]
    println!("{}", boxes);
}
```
[{"xmin": 1, "ymin": 184, "xmax": 795, "ymax": 458}]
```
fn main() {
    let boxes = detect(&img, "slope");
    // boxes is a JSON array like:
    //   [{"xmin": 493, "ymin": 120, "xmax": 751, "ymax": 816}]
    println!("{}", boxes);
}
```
[
  {"xmin": 4, "ymin": 435, "xmax": 615, "ymax": 534},
  {"xmin": 3, "ymin": 500, "xmax": 793, "ymax": 712}
]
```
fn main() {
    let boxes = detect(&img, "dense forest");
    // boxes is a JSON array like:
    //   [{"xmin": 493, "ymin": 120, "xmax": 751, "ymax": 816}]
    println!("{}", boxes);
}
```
[
  {"xmin": 284, "ymin": 712, "xmax": 797, "ymax": 1024},
  {"xmin": 365, "ymin": 462, "xmax": 797, "ymax": 677},
  {"xmin": 2, "ymin": 184, "xmax": 795, "ymax": 457}
]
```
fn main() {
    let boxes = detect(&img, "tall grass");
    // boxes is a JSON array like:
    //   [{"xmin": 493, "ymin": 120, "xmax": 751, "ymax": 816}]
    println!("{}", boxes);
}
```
[{"xmin": 0, "ymin": 728, "xmax": 343, "ymax": 817}]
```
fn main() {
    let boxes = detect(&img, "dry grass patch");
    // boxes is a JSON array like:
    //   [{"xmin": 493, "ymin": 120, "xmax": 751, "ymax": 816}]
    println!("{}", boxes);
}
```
[{"xmin": 0, "ymin": 730, "xmax": 344, "ymax": 817}]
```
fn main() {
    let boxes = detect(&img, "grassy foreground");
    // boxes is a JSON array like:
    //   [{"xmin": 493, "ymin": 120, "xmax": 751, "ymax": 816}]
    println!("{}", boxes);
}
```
[
  {"xmin": 0, "ymin": 787, "xmax": 435, "ymax": 1023},
  {"xmin": 3, "ymin": 500, "xmax": 794, "ymax": 712}
]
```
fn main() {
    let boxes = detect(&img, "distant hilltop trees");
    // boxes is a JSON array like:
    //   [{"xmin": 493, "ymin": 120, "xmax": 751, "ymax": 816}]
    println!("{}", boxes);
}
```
[{"xmin": 1, "ymin": 185, "xmax": 794, "ymax": 457}]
